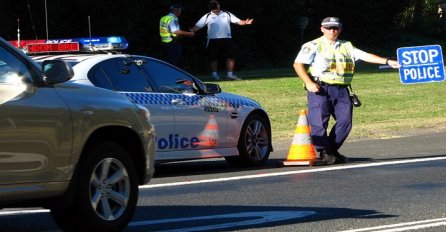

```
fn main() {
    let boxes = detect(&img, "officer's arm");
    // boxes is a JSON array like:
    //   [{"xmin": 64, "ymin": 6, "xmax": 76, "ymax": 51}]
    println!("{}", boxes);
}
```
[
  {"xmin": 356, "ymin": 50, "xmax": 401, "ymax": 68},
  {"xmin": 173, "ymin": 30, "xmax": 194, "ymax": 37},
  {"xmin": 293, "ymin": 62, "xmax": 320, "ymax": 92}
]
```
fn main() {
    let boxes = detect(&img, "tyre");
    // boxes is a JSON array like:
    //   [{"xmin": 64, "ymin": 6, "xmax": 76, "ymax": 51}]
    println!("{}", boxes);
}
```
[
  {"xmin": 51, "ymin": 142, "xmax": 138, "ymax": 232},
  {"xmin": 226, "ymin": 114, "xmax": 271, "ymax": 166}
]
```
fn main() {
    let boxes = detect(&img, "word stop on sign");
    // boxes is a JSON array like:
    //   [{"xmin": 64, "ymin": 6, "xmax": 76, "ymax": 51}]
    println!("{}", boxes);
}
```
[{"xmin": 397, "ymin": 45, "xmax": 445, "ymax": 84}]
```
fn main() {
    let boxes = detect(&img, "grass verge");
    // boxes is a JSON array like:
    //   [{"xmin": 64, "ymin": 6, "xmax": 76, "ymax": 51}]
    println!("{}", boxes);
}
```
[{"xmin": 209, "ymin": 67, "xmax": 446, "ymax": 143}]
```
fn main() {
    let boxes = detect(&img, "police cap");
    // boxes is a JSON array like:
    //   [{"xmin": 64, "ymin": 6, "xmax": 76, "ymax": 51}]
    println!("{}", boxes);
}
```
[{"xmin": 321, "ymin": 17, "xmax": 342, "ymax": 28}]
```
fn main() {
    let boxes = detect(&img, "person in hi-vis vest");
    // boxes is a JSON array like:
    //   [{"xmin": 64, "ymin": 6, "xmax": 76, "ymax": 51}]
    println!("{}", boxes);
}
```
[
  {"xmin": 293, "ymin": 17, "xmax": 400, "ymax": 165},
  {"xmin": 159, "ymin": 3, "xmax": 194, "ymax": 67}
]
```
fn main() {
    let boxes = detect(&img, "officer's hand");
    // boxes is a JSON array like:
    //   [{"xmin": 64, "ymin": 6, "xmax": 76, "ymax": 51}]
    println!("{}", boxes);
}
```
[
  {"xmin": 305, "ymin": 82, "xmax": 320, "ymax": 93},
  {"xmin": 387, "ymin": 60, "xmax": 401, "ymax": 68}
]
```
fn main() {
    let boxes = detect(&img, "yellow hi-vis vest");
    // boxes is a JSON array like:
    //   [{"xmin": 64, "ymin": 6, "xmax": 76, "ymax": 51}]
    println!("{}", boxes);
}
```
[
  {"xmin": 309, "ymin": 37, "xmax": 355, "ymax": 85},
  {"xmin": 159, "ymin": 15, "xmax": 177, "ymax": 43}
]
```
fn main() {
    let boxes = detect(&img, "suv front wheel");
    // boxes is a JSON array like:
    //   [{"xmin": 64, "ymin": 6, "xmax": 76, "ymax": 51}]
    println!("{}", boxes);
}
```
[{"xmin": 51, "ymin": 142, "xmax": 138, "ymax": 232}]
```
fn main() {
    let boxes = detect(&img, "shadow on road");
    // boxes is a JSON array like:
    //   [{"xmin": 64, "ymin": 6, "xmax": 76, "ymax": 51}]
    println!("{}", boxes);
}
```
[
  {"xmin": 154, "ymin": 158, "xmax": 286, "ymax": 178},
  {"xmin": 0, "ymin": 205, "xmax": 396, "ymax": 232},
  {"xmin": 126, "ymin": 205, "xmax": 396, "ymax": 231}
]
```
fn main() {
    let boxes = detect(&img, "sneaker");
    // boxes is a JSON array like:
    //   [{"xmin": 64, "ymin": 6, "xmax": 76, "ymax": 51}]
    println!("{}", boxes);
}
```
[
  {"xmin": 320, "ymin": 150, "xmax": 336, "ymax": 165},
  {"xmin": 226, "ymin": 74, "xmax": 242, "ymax": 81},
  {"xmin": 212, "ymin": 75, "xmax": 220, "ymax": 81},
  {"xmin": 333, "ymin": 151, "xmax": 349, "ymax": 164}
]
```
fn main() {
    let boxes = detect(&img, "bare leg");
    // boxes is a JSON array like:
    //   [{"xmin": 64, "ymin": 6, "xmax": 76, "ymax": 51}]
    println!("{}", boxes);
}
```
[
  {"xmin": 225, "ymin": 58, "xmax": 240, "ymax": 80},
  {"xmin": 226, "ymin": 58, "xmax": 235, "ymax": 72}
]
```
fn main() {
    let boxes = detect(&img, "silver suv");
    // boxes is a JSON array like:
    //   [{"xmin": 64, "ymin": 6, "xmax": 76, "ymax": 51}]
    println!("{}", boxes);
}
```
[{"xmin": 0, "ymin": 37, "xmax": 155, "ymax": 231}]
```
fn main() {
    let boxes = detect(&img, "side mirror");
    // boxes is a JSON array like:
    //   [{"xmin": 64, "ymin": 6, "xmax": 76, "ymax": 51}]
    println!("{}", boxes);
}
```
[
  {"xmin": 204, "ymin": 83, "xmax": 221, "ymax": 94},
  {"xmin": 42, "ymin": 60, "xmax": 74, "ymax": 84}
]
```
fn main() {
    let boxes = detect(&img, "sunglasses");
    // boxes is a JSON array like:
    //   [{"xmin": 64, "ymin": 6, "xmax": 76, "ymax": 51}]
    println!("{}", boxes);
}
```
[{"xmin": 324, "ymin": 27, "xmax": 340, "ymax": 30}]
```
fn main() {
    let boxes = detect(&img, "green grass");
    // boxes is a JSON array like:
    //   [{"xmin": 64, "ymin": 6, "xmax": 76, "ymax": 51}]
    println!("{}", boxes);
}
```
[{"xmin": 205, "ymin": 67, "xmax": 446, "ymax": 143}]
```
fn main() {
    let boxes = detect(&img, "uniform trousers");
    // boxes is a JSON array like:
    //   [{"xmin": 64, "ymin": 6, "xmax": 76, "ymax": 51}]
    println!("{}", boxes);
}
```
[
  {"xmin": 307, "ymin": 84, "xmax": 353, "ymax": 152},
  {"xmin": 162, "ymin": 40, "xmax": 182, "ymax": 67}
]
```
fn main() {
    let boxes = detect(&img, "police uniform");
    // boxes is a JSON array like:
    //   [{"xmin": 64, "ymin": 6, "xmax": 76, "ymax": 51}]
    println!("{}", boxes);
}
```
[
  {"xmin": 294, "ymin": 17, "xmax": 370, "ymax": 163},
  {"xmin": 160, "ymin": 12, "xmax": 182, "ymax": 66}
]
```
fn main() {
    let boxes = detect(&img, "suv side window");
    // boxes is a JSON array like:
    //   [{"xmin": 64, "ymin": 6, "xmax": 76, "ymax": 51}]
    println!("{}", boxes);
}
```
[
  {"xmin": 0, "ymin": 46, "xmax": 32, "ymax": 84},
  {"xmin": 143, "ymin": 60, "xmax": 196, "ymax": 94},
  {"xmin": 91, "ymin": 58, "xmax": 153, "ymax": 92}
]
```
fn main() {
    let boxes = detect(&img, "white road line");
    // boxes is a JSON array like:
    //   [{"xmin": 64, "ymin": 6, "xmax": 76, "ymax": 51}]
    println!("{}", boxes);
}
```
[
  {"xmin": 1, "ymin": 156, "xmax": 446, "ymax": 232},
  {"xmin": 0, "ymin": 209, "xmax": 49, "ymax": 216},
  {"xmin": 339, "ymin": 217, "xmax": 446, "ymax": 232},
  {"xmin": 142, "ymin": 156, "xmax": 446, "ymax": 189}
]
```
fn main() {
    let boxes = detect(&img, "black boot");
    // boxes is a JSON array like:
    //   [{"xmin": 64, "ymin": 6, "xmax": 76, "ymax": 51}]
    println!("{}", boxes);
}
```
[
  {"xmin": 320, "ymin": 150, "xmax": 336, "ymax": 165},
  {"xmin": 333, "ymin": 151, "xmax": 349, "ymax": 164}
]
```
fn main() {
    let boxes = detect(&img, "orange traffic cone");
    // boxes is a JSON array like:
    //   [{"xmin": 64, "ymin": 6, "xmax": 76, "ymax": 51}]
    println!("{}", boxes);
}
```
[
  {"xmin": 195, "ymin": 115, "xmax": 218, "ymax": 147},
  {"xmin": 282, "ymin": 109, "xmax": 325, "ymax": 166}
]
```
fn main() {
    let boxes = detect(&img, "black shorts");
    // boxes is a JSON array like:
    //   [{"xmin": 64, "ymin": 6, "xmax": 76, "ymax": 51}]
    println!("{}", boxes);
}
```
[{"xmin": 207, "ymin": 38, "xmax": 236, "ymax": 62}]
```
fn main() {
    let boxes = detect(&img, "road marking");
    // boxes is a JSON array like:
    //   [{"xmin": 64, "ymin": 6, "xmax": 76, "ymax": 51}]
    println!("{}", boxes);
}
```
[
  {"xmin": 142, "ymin": 156, "xmax": 446, "ymax": 189},
  {"xmin": 1, "ymin": 156, "xmax": 446, "ymax": 232},
  {"xmin": 129, "ymin": 210, "xmax": 316, "ymax": 231},
  {"xmin": 339, "ymin": 217, "xmax": 446, "ymax": 232},
  {"xmin": 0, "ymin": 209, "xmax": 49, "ymax": 216}
]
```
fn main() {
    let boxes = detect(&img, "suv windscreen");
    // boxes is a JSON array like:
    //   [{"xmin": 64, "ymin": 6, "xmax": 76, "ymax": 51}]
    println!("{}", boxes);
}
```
[{"xmin": 0, "ymin": 46, "xmax": 33, "ymax": 84}]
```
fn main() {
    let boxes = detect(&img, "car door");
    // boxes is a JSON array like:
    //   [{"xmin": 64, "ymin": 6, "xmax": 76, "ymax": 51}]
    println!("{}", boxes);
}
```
[
  {"xmin": 0, "ymin": 44, "xmax": 71, "ymax": 185},
  {"xmin": 88, "ymin": 57, "xmax": 174, "ymax": 151},
  {"xmin": 142, "ymin": 59, "xmax": 228, "ymax": 152}
]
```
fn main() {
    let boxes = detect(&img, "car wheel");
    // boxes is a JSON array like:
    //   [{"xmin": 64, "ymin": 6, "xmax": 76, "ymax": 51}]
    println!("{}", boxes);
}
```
[
  {"xmin": 226, "ymin": 114, "xmax": 271, "ymax": 166},
  {"xmin": 51, "ymin": 141, "xmax": 138, "ymax": 232}
]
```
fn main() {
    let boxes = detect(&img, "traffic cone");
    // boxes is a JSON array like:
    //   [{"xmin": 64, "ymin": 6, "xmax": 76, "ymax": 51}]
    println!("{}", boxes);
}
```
[
  {"xmin": 282, "ymin": 109, "xmax": 325, "ymax": 166},
  {"xmin": 195, "ymin": 115, "xmax": 218, "ymax": 147}
]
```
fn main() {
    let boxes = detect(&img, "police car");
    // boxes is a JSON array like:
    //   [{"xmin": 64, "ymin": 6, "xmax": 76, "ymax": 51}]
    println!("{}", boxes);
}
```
[{"xmin": 15, "ymin": 36, "xmax": 272, "ymax": 166}]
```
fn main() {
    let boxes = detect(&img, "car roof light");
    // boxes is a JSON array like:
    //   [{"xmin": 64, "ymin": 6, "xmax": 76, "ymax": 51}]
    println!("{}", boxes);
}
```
[
  {"xmin": 27, "ymin": 42, "xmax": 80, "ymax": 53},
  {"xmin": 78, "ymin": 36, "xmax": 128, "ymax": 51},
  {"xmin": 8, "ymin": 36, "xmax": 128, "ymax": 54}
]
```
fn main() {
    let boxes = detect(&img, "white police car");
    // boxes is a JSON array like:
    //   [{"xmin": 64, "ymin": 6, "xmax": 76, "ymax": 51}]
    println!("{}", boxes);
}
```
[{"xmin": 17, "ymin": 36, "xmax": 272, "ymax": 166}]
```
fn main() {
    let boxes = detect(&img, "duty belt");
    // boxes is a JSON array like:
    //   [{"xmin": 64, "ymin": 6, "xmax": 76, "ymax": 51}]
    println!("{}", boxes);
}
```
[
  {"xmin": 312, "ymin": 76, "xmax": 348, "ymax": 87},
  {"xmin": 318, "ymin": 81, "xmax": 348, "ymax": 87}
]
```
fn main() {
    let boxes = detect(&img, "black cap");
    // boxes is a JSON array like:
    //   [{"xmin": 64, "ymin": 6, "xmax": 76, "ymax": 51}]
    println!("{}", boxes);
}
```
[{"xmin": 321, "ymin": 17, "xmax": 342, "ymax": 28}]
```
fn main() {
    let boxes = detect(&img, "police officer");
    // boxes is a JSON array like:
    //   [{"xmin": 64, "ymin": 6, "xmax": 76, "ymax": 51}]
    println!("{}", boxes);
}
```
[
  {"xmin": 159, "ymin": 3, "xmax": 194, "ymax": 67},
  {"xmin": 190, "ymin": 0, "xmax": 253, "ymax": 81},
  {"xmin": 293, "ymin": 17, "xmax": 400, "ymax": 164}
]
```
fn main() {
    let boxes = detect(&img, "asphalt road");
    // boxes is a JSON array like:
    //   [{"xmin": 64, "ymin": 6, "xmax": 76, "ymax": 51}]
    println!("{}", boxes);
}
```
[
  {"xmin": 128, "ymin": 132, "xmax": 446, "ymax": 231},
  {"xmin": 1, "ymin": 132, "xmax": 446, "ymax": 231}
]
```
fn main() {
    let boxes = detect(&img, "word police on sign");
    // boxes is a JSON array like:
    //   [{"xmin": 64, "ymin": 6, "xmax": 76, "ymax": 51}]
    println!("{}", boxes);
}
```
[{"xmin": 397, "ymin": 45, "xmax": 445, "ymax": 84}]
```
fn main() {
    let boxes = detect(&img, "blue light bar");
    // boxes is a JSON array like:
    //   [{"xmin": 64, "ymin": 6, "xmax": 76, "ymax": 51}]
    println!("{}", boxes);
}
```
[{"xmin": 78, "ymin": 36, "xmax": 128, "ymax": 51}]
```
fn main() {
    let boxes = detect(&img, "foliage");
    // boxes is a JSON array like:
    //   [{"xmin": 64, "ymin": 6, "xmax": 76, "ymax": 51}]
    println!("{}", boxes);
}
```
[{"xmin": 0, "ymin": 0, "xmax": 443, "ymax": 74}]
